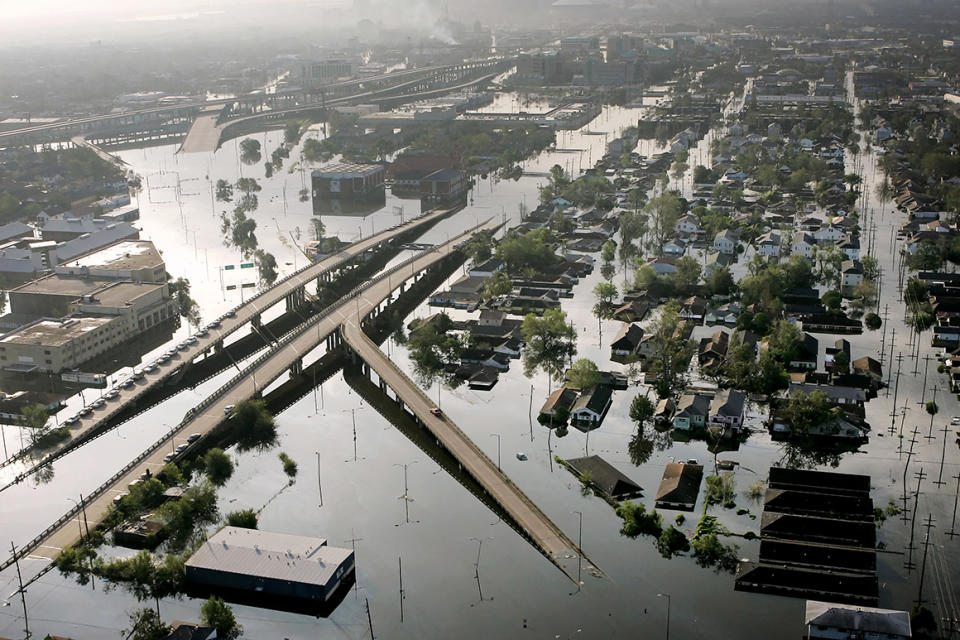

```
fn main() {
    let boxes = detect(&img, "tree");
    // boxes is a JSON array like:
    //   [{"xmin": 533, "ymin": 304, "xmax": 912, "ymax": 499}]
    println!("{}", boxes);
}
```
[
  {"xmin": 864, "ymin": 312, "xmax": 882, "ymax": 330},
  {"xmin": 407, "ymin": 313, "xmax": 465, "ymax": 383},
  {"xmin": 646, "ymin": 303, "xmax": 695, "ymax": 398},
  {"xmin": 21, "ymin": 403, "xmax": 50, "ymax": 446},
  {"xmin": 169, "ymin": 277, "xmax": 201, "ymax": 329},
  {"xmin": 657, "ymin": 525, "xmax": 690, "ymax": 558},
  {"xmin": 231, "ymin": 399, "xmax": 278, "ymax": 452},
  {"xmin": 672, "ymin": 255, "xmax": 701, "ymax": 292},
  {"xmin": 567, "ymin": 358, "xmax": 602, "ymax": 390},
  {"xmin": 204, "ymin": 448, "xmax": 234, "ymax": 486},
  {"xmin": 832, "ymin": 351, "xmax": 850, "ymax": 375},
  {"xmin": 201, "ymin": 596, "xmax": 242, "ymax": 640},
  {"xmin": 822, "ymin": 290, "xmax": 842, "ymax": 311},
  {"xmin": 239, "ymin": 138, "xmax": 262, "ymax": 165},
  {"xmin": 706, "ymin": 266, "xmax": 735, "ymax": 296},
  {"xmin": 644, "ymin": 194, "xmax": 684, "ymax": 256},
  {"xmin": 592, "ymin": 281, "xmax": 618, "ymax": 335},
  {"xmin": 521, "ymin": 309, "xmax": 577, "ymax": 388},
  {"xmin": 226, "ymin": 509, "xmax": 259, "ymax": 529},
  {"xmin": 629, "ymin": 395, "xmax": 655, "ymax": 428},
  {"xmin": 255, "ymin": 250, "xmax": 278, "ymax": 287},
  {"xmin": 310, "ymin": 216, "xmax": 325, "ymax": 242},
  {"xmin": 215, "ymin": 179, "xmax": 233, "ymax": 202},
  {"xmin": 782, "ymin": 390, "xmax": 836, "ymax": 435},
  {"xmin": 766, "ymin": 320, "xmax": 804, "ymax": 366},
  {"xmin": 279, "ymin": 452, "xmax": 298, "ymax": 478},
  {"xmin": 601, "ymin": 239, "xmax": 617, "ymax": 264},
  {"xmin": 464, "ymin": 229, "xmax": 495, "ymax": 263},
  {"xmin": 124, "ymin": 607, "xmax": 169, "ymax": 640},
  {"xmin": 482, "ymin": 271, "xmax": 512, "ymax": 301},
  {"xmin": 495, "ymin": 229, "xmax": 556, "ymax": 273}
]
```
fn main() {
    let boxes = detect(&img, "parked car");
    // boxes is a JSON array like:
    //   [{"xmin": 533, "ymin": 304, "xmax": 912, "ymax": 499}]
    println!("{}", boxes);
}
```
[
  {"xmin": 224, "ymin": 404, "xmax": 235, "ymax": 415},
  {"xmin": 92, "ymin": 399, "xmax": 105, "ymax": 409},
  {"xmin": 187, "ymin": 433, "xmax": 201, "ymax": 443},
  {"xmin": 430, "ymin": 407, "xmax": 442, "ymax": 417}
]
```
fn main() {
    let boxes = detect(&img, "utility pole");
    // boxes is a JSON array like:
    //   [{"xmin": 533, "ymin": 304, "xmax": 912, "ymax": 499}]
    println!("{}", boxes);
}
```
[
  {"xmin": 366, "ymin": 598, "xmax": 375, "ymax": 639},
  {"xmin": 918, "ymin": 354, "xmax": 931, "ymax": 406},
  {"xmin": 398, "ymin": 557, "xmax": 405, "ymax": 623},
  {"xmin": 947, "ymin": 472, "xmax": 960, "ymax": 539},
  {"xmin": 936, "ymin": 423, "xmax": 950, "ymax": 487},
  {"xmin": 905, "ymin": 467, "xmax": 926, "ymax": 573},
  {"xmin": 916, "ymin": 514, "xmax": 935, "ymax": 606},
  {"xmin": 926, "ymin": 385, "xmax": 938, "ymax": 441},
  {"xmin": 10, "ymin": 542, "xmax": 30, "ymax": 639},
  {"xmin": 879, "ymin": 305, "xmax": 889, "ymax": 365},
  {"xmin": 902, "ymin": 427, "xmax": 920, "ymax": 518},
  {"xmin": 316, "ymin": 451, "xmax": 323, "ymax": 507},
  {"xmin": 890, "ymin": 357, "xmax": 903, "ymax": 432},
  {"xmin": 886, "ymin": 334, "xmax": 898, "ymax": 393}
]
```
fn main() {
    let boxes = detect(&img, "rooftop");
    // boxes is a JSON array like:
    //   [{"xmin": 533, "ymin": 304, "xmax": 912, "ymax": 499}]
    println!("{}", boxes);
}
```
[
  {"xmin": 805, "ymin": 601, "xmax": 911, "ymax": 637},
  {"xmin": 313, "ymin": 162, "xmax": 384, "ymax": 177},
  {"xmin": 58, "ymin": 240, "xmax": 163, "ymax": 273},
  {"xmin": 82, "ymin": 281, "xmax": 166, "ymax": 307},
  {"xmin": 10, "ymin": 273, "xmax": 114, "ymax": 298},
  {"xmin": 0, "ymin": 316, "xmax": 114, "ymax": 348},
  {"xmin": 185, "ymin": 526, "xmax": 354, "ymax": 589}
]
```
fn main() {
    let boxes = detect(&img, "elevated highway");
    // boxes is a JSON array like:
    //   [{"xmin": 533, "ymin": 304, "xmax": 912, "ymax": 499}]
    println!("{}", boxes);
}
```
[
  {"xmin": 341, "ymin": 299, "xmax": 592, "ymax": 582},
  {"xmin": 0, "ymin": 220, "xmax": 496, "ymax": 579},
  {"xmin": 0, "ymin": 59, "xmax": 505, "ymax": 148},
  {"xmin": 0, "ymin": 206, "xmax": 455, "ymax": 482}
]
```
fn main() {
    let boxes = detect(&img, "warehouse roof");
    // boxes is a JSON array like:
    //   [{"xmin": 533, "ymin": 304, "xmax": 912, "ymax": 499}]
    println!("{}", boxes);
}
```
[
  {"xmin": 58, "ymin": 240, "xmax": 163, "ymax": 273},
  {"xmin": 186, "ymin": 527, "xmax": 353, "ymax": 588},
  {"xmin": 0, "ymin": 316, "xmax": 113, "ymax": 347}
]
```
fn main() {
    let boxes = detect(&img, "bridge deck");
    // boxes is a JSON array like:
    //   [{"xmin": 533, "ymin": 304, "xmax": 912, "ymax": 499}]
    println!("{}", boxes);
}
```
[
  {"xmin": 179, "ymin": 107, "xmax": 224, "ymax": 153},
  {"xmin": 0, "ymin": 207, "xmax": 452, "ymax": 481},
  {"xmin": 341, "ymin": 289, "xmax": 590, "ymax": 581},
  {"xmin": 2, "ymin": 219, "xmax": 494, "ymax": 576}
]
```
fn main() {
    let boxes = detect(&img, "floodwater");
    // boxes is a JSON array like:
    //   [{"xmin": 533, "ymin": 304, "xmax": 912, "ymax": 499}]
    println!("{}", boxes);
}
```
[{"xmin": 0, "ymin": 93, "xmax": 957, "ymax": 639}]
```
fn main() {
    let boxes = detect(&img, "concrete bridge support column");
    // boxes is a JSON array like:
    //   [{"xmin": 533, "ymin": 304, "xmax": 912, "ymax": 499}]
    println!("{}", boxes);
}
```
[
  {"xmin": 290, "ymin": 358, "xmax": 303, "ymax": 377},
  {"xmin": 251, "ymin": 314, "xmax": 262, "ymax": 329}
]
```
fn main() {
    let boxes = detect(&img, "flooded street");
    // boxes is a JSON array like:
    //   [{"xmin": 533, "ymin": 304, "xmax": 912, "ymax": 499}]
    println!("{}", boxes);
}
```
[{"xmin": 1, "ymin": 94, "xmax": 957, "ymax": 640}]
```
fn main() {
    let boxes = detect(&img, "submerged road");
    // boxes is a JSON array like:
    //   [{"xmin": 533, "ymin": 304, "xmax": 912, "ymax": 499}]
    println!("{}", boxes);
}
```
[
  {"xmin": 341, "ymin": 307, "xmax": 591, "ymax": 582},
  {"xmin": 2, "ymin": 220, "xmax": 497, "ymax": 579},
  {"xmin": 0, "ymin": 206, "xmax": 454, "ymax": 480}
]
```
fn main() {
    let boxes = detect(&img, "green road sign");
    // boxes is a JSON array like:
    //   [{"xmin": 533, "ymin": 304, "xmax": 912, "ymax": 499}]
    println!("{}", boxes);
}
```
[
  {"xmin": 224, "ymin": 264, "xmax": 235, "ymax": 271},
  {"xmin": 240, "ymin": 262, "xmax": 255, "ymax": 269}
]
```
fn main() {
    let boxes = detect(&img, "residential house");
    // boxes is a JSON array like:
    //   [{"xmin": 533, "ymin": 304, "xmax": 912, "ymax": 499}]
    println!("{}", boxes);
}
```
[
  {"xmin": 674, "ymin": 214, "xmax": 703, "ymax": 237},
  {"xmin": 815, "ymin": 225, "xmax": 846, "ymax": 244},
  {"xmin": 611, "ymin": 324, "xmax": 644, "ymax": 358},
  {"xmin": 648, "ymin": 256, "xmax": 678, "ymax": 275},
  {"xmin": 792, "ymin": 233, "xmax": 816, "ymax": 259},
  {"xmin": 663, "ymin": 239, "xmax": 687, "ymax": 256},
  {"xmin": 564, "ymin": 455, "xmax": 643, "ymax": 500},
  {"xmin": 698, "ymin": 329, "xmax": 730, "ymax": 373},
  {"xmin": 612, "ymin": 300, "xmax": 648, "ymax": 323},
  {"xmin": 755, "ymin": 231, "xmax": 781, "ymax": 258},
  {"xmin": 709, "ymin": 390, "xmax": 746, "ymax": 431},
  {"xmin": 714, "ymin": 229, "xmax": 739, "ymax": 255},
  {"xmin": 539, "ymin": 387, "xmax": 578, "ymax": 420},
  {"xmin": 477, "ymin": 309, "xmax": 507, "ymax": 327},
  {"xmin": 655, "ymin": 462, "xmax": 704, "ymax": 511},
  {"xmin": 792, "ymin": 333, "xmax": 819, "ymax": 370},
  {"xmin": 673, "ymin": 393, "xmax": 711, "ymax": 430},
  {"xmin": 161, "ymin": 624, "xmax": 218, "ymax": 640},
  {"xmin": 805, "ymin": 601, "xmax": 911, "ymax": 640},
  {"xmin": 840, "ymin": 260, "xmax": 864, "ymax": 295},
  {"xmin": 837, "ymin": 236, "xmax": 861, "ymax": 260},
  {"xmin": 705, "ymin": 303, "xmax": 741, "ymax": 326},
  {"xmin": 852, "ymin": 356, "xmax": 883, "ymax": 387},
  {"xmin": 469, "ymin": 258, "xmax": 504, "ymax": 278},
  {"xmin": 788, "ymin": 382, "xmax": 866, "ymax": 407},
  {"xmin": 570, "ymin": 385, "xmax": 614, "ymax": 427},
  {"xmin": 679, "ymin": 296, "xmax": 708, "ymax": 322}
]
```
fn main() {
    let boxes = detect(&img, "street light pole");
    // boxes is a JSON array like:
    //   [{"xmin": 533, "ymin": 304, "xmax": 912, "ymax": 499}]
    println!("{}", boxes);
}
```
[
  {"xmin": 658, "ymin": 593, "xmax": 671, "ymax": 640},
  {"xmin": 316, "ymin": 451, "xmax": 323, "ymax": 507}
]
